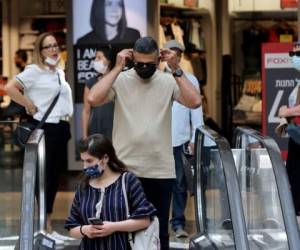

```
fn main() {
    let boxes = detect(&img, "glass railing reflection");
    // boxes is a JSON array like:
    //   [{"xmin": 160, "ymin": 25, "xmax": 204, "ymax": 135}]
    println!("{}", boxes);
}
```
[
  {"xmin": 192, "ymin": 127, "xmax": 249, "ymax": 250},
  {"xmin": 234, "ymin": 132, "xmax": 290, "ymax": 249},
  {"xmin": 201, "ymin": 146, "xmax": 235, "ymax": 248},
  {"xmin": 192, "ymin": 126, "xmax": 299, "ymax": 249},
  {"xmin": 0, "ymin": 121, "xmax": 23, "ymax": 248},
  {"xmin": 0, "ymin": 125, "xmax": 47, "ymax": 249}
]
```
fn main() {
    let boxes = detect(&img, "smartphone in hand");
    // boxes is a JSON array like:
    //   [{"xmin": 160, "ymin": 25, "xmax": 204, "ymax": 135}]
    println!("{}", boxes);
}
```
[{"xmin": 88, "ymin": 217, "xmax": 103, "ymax": 225}]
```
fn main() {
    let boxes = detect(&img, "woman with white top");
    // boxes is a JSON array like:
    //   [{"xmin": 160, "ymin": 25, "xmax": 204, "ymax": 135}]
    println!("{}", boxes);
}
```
[{"xmin": 5, "ymin": 32, "xmax": 73, "ymax": 243}]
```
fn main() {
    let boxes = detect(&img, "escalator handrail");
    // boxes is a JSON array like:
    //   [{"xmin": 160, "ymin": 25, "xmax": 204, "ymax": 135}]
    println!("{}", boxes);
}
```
[
  {"xmin": 234, "ymin": 126, "xmax": 300, "ymax": 250},
  {"xmin": 194, "ymin": 126, "xmax": 250, "ymax": 250},
  {"xmin": 0, "ymin": 120, "xmax": 20, "ymax": 124},
  {"xmin": 19, "ymin": 129, "xmax": 46, "ymax": 250}
]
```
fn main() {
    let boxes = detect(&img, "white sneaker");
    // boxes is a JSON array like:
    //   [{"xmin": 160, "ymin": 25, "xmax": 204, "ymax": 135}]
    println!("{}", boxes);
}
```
[
  {"xmin": 50, "ymin": 231, "xmax": 76, "ymax": 241},
  {"xmin": 174, "ymin": 228, "xmax": 189, "ymax": 238},
  {"xmin": 46, "ymin": 232, "xmax": 64, "ymax": 245}
]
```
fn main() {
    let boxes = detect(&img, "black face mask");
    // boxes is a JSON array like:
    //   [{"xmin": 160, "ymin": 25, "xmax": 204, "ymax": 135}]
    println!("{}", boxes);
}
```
[{"xmin": 134, "ymin": 62, "xmax": 156, "ymax": 79}]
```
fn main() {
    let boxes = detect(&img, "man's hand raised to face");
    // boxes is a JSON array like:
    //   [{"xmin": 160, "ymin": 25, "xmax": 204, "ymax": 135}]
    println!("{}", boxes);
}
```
[
  {"xmin": 115, "ymin": 49, "xmax": 134, "ymax": 71},
  {"xmin": 159, "ymin": 48, "xmax": 179, "ymax": 72}
]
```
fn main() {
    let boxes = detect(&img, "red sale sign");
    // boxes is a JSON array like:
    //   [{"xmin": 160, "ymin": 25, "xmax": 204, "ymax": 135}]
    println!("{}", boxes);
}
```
[
  {"xmin": 261, "ymin": 43, "xmax": 297, "ymax": 159},
  {"xmin": 280, "ymin": 0, "xmax": 298, "ymax": 8}
]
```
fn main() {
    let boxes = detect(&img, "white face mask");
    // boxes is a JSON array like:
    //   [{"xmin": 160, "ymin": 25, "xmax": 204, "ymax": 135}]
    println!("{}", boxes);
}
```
[
  {"xmin": 94, "ymin": 60, "xmax": 108, "ymax": 74},
  {"xmin": 45, "ymin": 56, "xmax": 60, "ymax": 66},
  {"xmin": 292, "ymin": 56, "xmax": 300, "ymax": 71}
]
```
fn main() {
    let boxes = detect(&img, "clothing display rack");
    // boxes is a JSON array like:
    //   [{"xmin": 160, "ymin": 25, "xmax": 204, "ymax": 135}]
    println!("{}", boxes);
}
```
[
  {"xmin": 160, "ymin": 7, "xmax": 208, "ymax": 114},
  {"xmin": 231, "ymin": 16, "xmax": 297, "ymax": 131}
]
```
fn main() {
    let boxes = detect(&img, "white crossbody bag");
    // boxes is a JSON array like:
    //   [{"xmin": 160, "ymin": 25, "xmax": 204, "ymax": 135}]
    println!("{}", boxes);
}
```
[{"xmin": 121, "ymin": 173, "xmax": 160, "ymax": 250}]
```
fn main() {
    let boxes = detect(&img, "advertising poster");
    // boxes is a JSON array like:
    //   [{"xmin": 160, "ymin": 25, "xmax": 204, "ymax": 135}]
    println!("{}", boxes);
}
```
[
  {"xmin": 72, "ymin": 0, "xmax": 147, "ymax": 159},
  {"xmin": 262, "ymin": 43, "xmax": 297, "ymax": 158},
  {"xmin": 73, "ymin": 0, "xmax": 147, "ymax": 102}
]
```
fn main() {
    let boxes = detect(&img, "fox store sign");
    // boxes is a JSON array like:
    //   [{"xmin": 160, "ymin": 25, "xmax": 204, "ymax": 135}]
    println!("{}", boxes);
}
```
[{"xmin": 262, "ymin": 43, "xmax": 298, "ymax": 158}]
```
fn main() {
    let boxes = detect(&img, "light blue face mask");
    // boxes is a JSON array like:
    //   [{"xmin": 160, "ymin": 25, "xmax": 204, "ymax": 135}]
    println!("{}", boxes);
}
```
[{"xmin": 292, "ymin": 55, "xmax": 300, "ymax": 71}]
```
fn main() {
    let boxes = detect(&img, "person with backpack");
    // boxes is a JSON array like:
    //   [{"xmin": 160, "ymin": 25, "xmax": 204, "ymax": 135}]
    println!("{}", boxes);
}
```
[{"xmin": 65, "ymin": 134, "xmax": 157, "ymax": 249}]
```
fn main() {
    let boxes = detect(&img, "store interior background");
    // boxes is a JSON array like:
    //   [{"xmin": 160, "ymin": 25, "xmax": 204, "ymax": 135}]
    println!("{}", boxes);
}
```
[{"xmin": 0, "ymin": 0, "xmax": 298, "ymax": 170}]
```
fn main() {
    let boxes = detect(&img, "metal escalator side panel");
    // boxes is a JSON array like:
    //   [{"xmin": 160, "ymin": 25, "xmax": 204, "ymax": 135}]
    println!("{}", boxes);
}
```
[
  {"xmin": 194, "ymin": 130, "xmax": 205, "ymax": 233},
  {"xmin": 264, "ymin": 137, "xmax": 300, "ymax": 250},
  {"xmin": 234, "ymin": 127, "xmax": 300, "ymax": 250},
  {"xmin": 217, "ymin": 139, "xmax": 249, "ymax": 250},
  {"xmin": 37, "ymin": 135, "xmax": 46, "ymax": 232},
  {"xmin": 194, "ymin": 126, "xmax": 250, "ymax": 250},
  {"xmin": 19, "ymin": 144, "xmax": 38, "ymax": 250},
  {"xmin": 18, "ymin": 129, "xmax": 46, "ymax": 250}
]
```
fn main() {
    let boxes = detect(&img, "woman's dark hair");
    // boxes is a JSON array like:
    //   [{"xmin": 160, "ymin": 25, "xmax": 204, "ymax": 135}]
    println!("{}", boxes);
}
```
[
  {"xmin": 79, "ymin": 134, "xmax": 127, "ymax": 189},
  {"xmin": 79, "ymin": 134, "xmax": 127, "ymax": 173},
  {"xmin": 96, "ymin": 46, "xmax": 116, "ymax": 70},
  {"xmin": 90, "ymin": 0, "xmax": 127, "ymax": 41}
]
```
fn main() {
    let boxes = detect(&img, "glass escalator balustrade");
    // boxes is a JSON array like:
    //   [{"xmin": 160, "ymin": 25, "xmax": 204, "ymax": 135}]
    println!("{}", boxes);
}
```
[
  {"xmin": 203, "ymin": 148, "xmax": 235, "ymax": 249},
  {"xmin": 235, "ymin": 134, "xmax": 289, "ymax": 250},
  {"xmin": 0, "ymin": 121, "xmax": 24, "ymax": 249},
  {"xmin": 192, "ymin": 127, "xmax": 298, "ymax": 250}
]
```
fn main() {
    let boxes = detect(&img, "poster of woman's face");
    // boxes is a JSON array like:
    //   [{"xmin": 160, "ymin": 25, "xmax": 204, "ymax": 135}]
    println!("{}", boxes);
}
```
[
  {"xmin": 72, "ymin": 0, "xmax": 147, "ymax": 102},
  {"xmin": 71, "ymin": 0, "xmax": 147, "ymax": 161},
  {"xmin": 73, "ymin": 0, "xmax": 146, "ymax": 44}
]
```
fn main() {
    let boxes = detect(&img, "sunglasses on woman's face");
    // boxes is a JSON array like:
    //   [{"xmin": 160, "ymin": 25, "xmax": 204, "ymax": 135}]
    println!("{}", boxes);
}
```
[{"xmin": 289, "ymin": 51, "xmax": 300, "ymax": 57}]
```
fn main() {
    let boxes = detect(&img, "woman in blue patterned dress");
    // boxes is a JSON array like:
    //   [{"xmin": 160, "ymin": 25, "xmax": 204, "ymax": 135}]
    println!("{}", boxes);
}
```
[{"xmin": 65, "ymin": 134, "xmax": 156, "ymax": 249}]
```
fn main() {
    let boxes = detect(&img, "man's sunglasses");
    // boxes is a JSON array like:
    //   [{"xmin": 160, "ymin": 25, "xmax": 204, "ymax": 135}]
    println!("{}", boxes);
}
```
[
  {"xmin": 134, "ymin": 62, "xmax": 156, "ymax": 68},
  {"xmin": 289, "ymin": 51, "xmax": 300, "ymax": 57}
]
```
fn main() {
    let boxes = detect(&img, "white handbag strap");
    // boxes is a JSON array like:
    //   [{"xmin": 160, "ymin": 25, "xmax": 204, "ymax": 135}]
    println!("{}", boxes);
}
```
[
  {"xmin": 95, "ymin": 187, "xmax": 105, "ymax": 218},
  {"xmin": 121, "ymin": 172, "xmax": 130, "ymax": 217},
  {"xmin": 121, "ymin": 172, "xmax": 134, "ymax": 246}
]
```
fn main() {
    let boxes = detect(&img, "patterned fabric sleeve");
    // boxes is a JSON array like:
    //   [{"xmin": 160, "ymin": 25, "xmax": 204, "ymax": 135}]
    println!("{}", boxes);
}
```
[
  {"xmin": 126, "ymin": 172, "xmax": 157, "ymax": 219},
  {"xmin": 65, "ymin": 185, "xmax": 84, "ymax": 230}
]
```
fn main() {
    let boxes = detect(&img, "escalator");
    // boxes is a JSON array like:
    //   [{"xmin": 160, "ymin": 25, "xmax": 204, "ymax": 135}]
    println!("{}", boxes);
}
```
[
  {"xmin": 233, "ymin": 127, "xmax": 300, "ymax": 250},
  {"xmin": 0, "ymin": 128, "xmax": 73, "ymax": 250},
  {"xmin": 2, "ymin": 123, "xmax": 299, "ymax": 249},
  {"xmin": 0, "ymin": 127, "xmax": 81, "ymax": 250},
  {"xmin": 190, "ymin": 126, "xmax": 249, "ymax": 249},
  {"xmin": 190, "ymin": 126, "xmax": 300, "ymax": 250}
]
